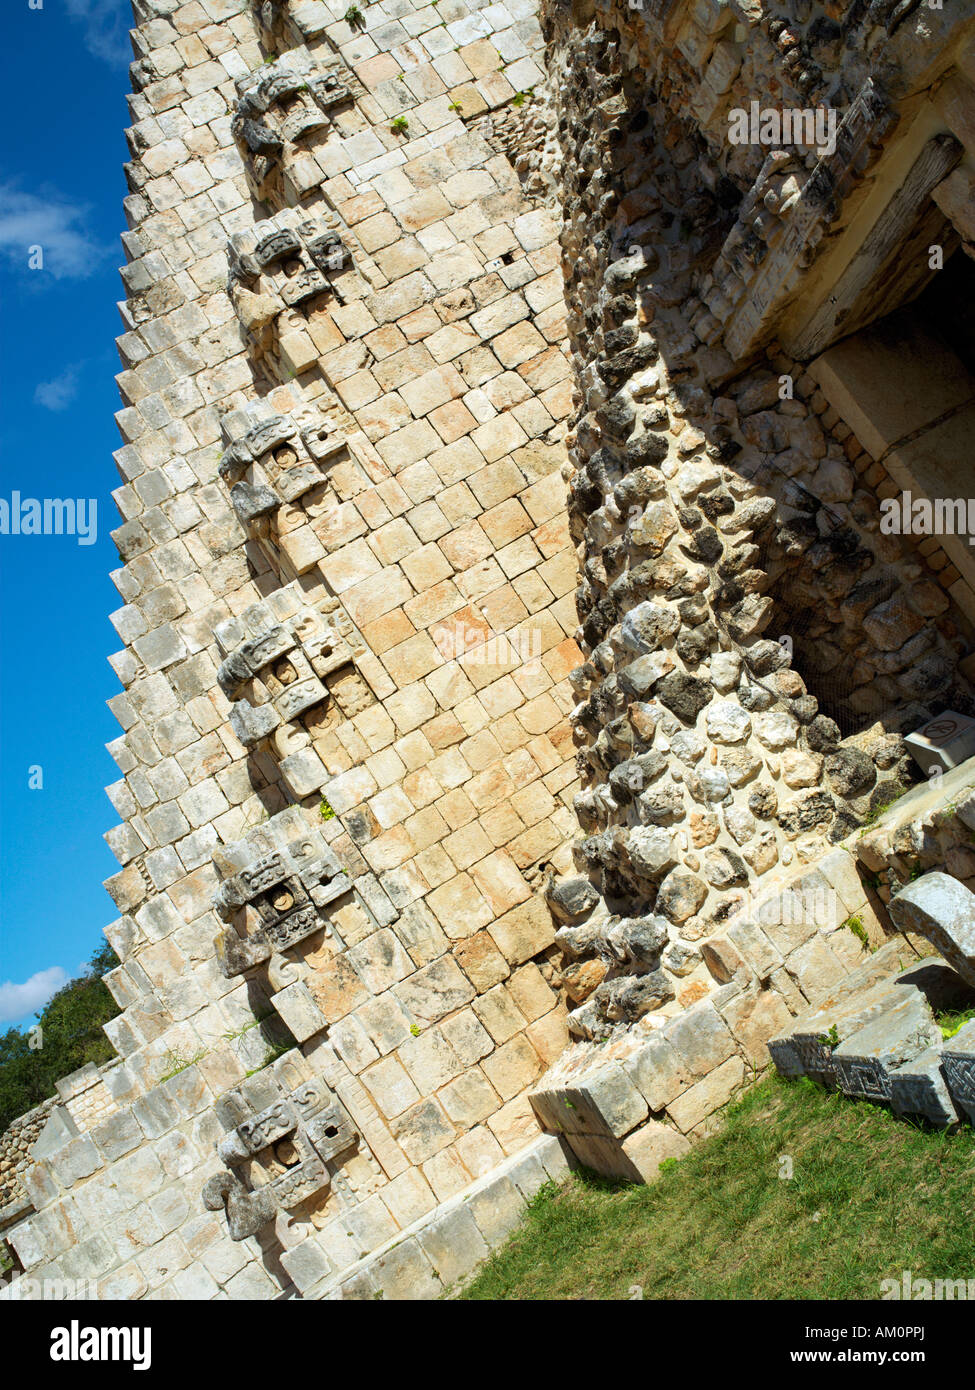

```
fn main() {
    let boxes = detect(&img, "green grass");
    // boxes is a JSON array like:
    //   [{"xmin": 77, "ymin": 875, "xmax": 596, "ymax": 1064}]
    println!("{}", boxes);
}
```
[
  {"xmin": 458, "ymin": 1075, "xmax": 975, "ymax": 1300},
  {"xmin": 158, "ymin": 1048, "xmax": 207, "ymax": 1083},
  {"xmin": 937, "ymin": 1007, "xmax": 975, "ymax": 1041}
]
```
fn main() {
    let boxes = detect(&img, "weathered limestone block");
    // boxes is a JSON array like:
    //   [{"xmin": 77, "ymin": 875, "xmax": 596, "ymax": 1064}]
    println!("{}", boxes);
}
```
[
  {"xmin": 766, "ymin": 944, "xmax": 926, "ymax": 1082},
  {"xmin": 831, "ymin": 990, "xmax": 941, "ymax": 1103},
  {"xmin": 269, "ymin": 980, "xmax": 328, "ymax": 1043},
  {"xmin": 666, "ymin": 1056, "xmax": 746, "ymax": 1135},
  {"xmin": 531, "ymin": 1060, "xmax": 648, "ymax": 1139},
  {"xmin": 940, "ymin": 1020, "xmax": 975, "ymax": 1125},
  {"xmin": 715, "ymin": 985, "xmax": 794, "ymax": 1068},
  {"xmin": 889, "ymin": 872, "xmax": 975, "ymax": 990},
  {"xmin": 621, "ymin": 1030, "xmax": 693, "ymax": 1111},
  {"xmin": 889, "ymin": 1046, "xmax": 962, "ymax": 1128}
]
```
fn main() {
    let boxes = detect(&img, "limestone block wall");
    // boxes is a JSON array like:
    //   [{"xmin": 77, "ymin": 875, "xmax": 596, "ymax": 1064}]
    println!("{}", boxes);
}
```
[
  {"xmin": 534, "ymin": 4, "xmax": 975, "ymax": 1045},
  {"xmin": 4, "ymin": 0, "xmax": 591, "ymax": 1300},
  {"xmin": 518, "ymin": 0, "xmax": 975, "ymax": 1178},
  {"xmin": 7, "ymin": 0, "xmax": 975, "ymax": 1301},
  {"xmin": 0, "ymin": 1099, "xmax": 57, "ymax": 1236}
]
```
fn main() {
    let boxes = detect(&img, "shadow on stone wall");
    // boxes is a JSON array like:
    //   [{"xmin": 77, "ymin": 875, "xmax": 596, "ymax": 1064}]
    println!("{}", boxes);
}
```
[{"xmin": 543, "ymin": 17, "xmax": 975, "ymax": 1039}]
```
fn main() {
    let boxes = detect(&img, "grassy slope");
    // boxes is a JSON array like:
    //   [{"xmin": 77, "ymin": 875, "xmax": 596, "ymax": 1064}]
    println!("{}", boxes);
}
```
[{"xmin": 459, "ymin": 1075, "xmax": 975, "ymax": 1300}]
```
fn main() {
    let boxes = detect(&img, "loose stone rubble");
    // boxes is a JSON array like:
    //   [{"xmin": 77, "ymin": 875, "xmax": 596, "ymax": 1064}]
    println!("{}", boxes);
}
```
[
  {"xmin": 889, "ymin": 871, "xmax": 975, "ymax": 991},
  {"xmin": 6, "ymin": 0, "xmax": 975, "ymax": 1297},
  {"xmin": 767, "ymin": 947, "xmax": 975, "ymax": 1127}
]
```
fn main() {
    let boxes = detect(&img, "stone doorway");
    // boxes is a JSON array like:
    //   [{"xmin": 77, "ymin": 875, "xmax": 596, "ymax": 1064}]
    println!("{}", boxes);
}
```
[{"xmin": 808, "ymin": 243, "xmax": 975, "ymax": 621}]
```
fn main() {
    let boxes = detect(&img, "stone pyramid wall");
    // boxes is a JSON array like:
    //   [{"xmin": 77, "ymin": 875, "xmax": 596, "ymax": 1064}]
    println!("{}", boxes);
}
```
[
  {"xmin": 6, "ymin": 0, "xmax": 975, "ymax": 1301},
  {"xmin": 4, "ymin": 0, "xmax": 584, "ymax": 1300}
]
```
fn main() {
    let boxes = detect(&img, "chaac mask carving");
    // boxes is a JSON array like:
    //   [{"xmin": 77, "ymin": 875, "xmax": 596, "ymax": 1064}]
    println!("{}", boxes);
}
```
[
  {"xmin": 232, "ymin": 48, "xmax": 351, "ymax": 199},
  {"xmin": 211, "ymin": 578, "xmax": 369, "ymax": 767},
  {"xmin": 202, "ymin": 1069, "xmax": 359, "ymax": 1240},
  {"xmin": 211, "ymin": 806, "xmax": 350, "ymax": 977},
  {"xmin": 218, "ymin": 397, "xmax": 350, "ymax": 549},
  {"xmin": 227, "ymin": 207, "xmax": 352, "ymax": 363}
]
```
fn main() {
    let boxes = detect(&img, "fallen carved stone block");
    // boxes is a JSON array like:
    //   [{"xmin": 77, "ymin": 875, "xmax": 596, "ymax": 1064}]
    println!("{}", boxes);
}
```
[{"xmin": 889, "ymin": 871, "xmax": 975, "ymax": 991}]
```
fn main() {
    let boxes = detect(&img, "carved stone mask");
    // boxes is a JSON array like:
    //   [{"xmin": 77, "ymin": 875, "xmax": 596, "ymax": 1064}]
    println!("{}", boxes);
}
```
[
  {"xmin": 203, "ymin": 1068, "xmax": 359, "ymax": 1240},
  {"xmin": 232, "ymin": 49, "xmax": 351, "ymax": 194},
  {"xmin": 210, "ymin": 806, "xmax": 350, "ymax": 975},
  {"xmin": 214, "ymin": 591, "xmax": 356, "ymax": 752},
  {"xmin": 218, "ymin": 400, "xmax": 347, "ymax": 531},
  {"xmin": 227, "ymin": 208, "xmax": 351, "ymax": 345}
]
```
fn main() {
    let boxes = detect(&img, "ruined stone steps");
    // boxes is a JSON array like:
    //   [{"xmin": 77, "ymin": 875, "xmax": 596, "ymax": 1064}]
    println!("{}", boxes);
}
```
[{"xmin": 768, "ymin": 951, "xmax": 975, "ymax": 1127}]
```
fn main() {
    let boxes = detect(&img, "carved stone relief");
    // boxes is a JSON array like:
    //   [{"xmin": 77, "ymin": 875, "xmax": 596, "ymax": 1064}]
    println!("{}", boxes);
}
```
[
  {"xmin": 227, "ymin": 208, "xmax": 353, "ymax": 364},
  {"xmin": 218, "ymin": 398, "xmax": 350, "ymax": 539},
  {"xmin": 213, "ymin": 584, "xmax": 372, "ymax": 767},
  {"xmin": 202, "ymin": 1071, "xmax": 359, "ymax": 1240},
  {"xmin": 211, "ymin": 807, "xmax": 351, "ymax": 977},
  {"xmin": 233, "ymin": 48, "xmax": 352, "ymax": 199}
]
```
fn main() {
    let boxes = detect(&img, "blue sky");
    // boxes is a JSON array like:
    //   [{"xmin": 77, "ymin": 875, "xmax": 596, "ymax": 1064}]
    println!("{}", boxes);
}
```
[{"xmin": 0, "ymin": 0, "xmax": 136, "ymax": 1025}]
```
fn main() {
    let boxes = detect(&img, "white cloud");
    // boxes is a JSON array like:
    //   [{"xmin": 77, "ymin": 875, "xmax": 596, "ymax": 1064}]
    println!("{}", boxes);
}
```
[
  {"xmin": 0, "ymin": 967, "xmax": 69, "ymax": 1024},
  {"xmin": 0, "ymin": 183, "xmax": 113, "ymax": 281},
  {"xmin": 64, "ymin": 0, "xmax": 133, "ymax": 68},
  {"xmin": 34, "ymin": 363, "xmax": 82, "ymax": 412}
]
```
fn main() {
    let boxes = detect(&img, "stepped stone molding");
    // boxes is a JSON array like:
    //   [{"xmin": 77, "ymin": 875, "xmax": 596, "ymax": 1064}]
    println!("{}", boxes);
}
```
[{"xmin": 768, "ymin": 948, "xmax": 975, "ymax": 1128}]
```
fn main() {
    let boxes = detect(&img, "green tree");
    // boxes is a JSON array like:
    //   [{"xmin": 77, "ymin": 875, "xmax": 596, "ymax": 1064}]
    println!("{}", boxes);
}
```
[{"xmin": 0, "ymin": 942, "xmax": 120, "ymax": 1136}]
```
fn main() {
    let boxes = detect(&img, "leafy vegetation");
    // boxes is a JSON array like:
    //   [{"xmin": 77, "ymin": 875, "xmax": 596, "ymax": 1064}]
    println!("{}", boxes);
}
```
[
  {"xmin": 937, "ymin": 1007, "xmax": 975, "ymax": 1042},
  {"xmin": 0, "ymin": 943, "xmax": 120, "ymax": 1135},
  {"xmin": 843, "ymin": 914, "xmax": 871, "ymax": 950},
  {"xmin": 245, "ymin": 1038, "xmax": 292, "ymax": 1077},
  {"xmin": 158, "ymin": 1048, "xmax": 208, "ymax": 1083},
  {"xmin": 458, "ymin": 1075, "xmax": 975, "ymax": 1300},
  {"xmin": 859, "ymin": 784, "xmax": 910, "ymax": 832}
]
